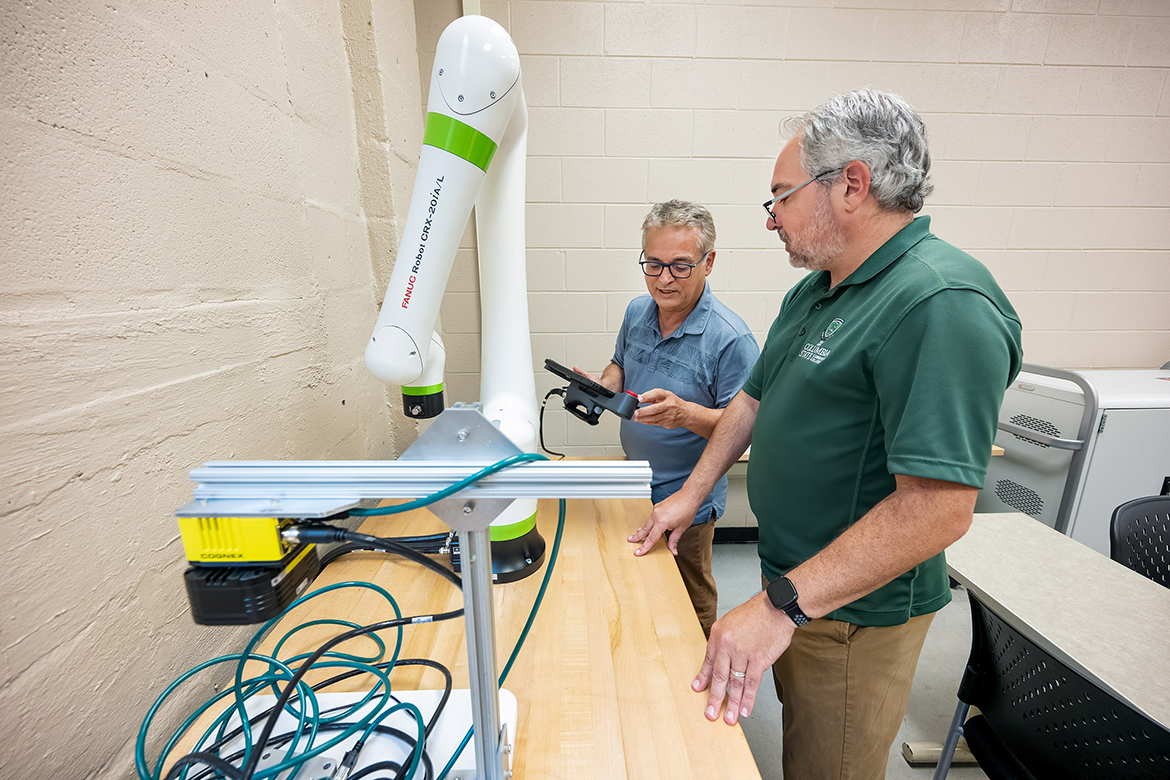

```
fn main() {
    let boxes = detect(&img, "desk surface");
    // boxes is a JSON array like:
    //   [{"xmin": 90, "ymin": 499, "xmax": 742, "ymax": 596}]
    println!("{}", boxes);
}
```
[
  {"xmin": 270, "ymin": 498, "xmax": 761, "ymax": 779},
  {"xmin": 947, "ymin": 512, "xmax": 1170, "ymax": 727}
]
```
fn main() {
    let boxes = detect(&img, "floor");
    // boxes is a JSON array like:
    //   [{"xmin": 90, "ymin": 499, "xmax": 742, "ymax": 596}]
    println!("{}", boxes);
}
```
[{"xmin": 711, "ymin": 541, "xmax": 989, "ymax": 780}]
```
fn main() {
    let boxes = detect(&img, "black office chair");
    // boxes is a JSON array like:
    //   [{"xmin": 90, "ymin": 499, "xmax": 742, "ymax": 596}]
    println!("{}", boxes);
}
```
[
  {"xmin": 933, "ymin": 590, "xmax": 1170, "ymax": 780},
  {"xmin": 1110, "ymin": 495, "xmax": 1170, "ymax": 589}
]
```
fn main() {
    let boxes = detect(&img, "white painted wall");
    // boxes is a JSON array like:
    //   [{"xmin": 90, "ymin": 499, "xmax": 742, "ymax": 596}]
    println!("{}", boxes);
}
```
[
  {"xmin": 416, "ymin": 0, "xmax": 1170, "ymax": 528},
  {"xmin": 1, "ymin": 1, "xmax": 424, "ymax": 776}
]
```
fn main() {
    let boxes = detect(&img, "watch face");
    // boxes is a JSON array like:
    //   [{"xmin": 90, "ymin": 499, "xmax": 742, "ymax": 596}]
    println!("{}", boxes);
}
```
[{"xmin": 768, "ymin": 576, "xmax": 798, "ymax": 609}]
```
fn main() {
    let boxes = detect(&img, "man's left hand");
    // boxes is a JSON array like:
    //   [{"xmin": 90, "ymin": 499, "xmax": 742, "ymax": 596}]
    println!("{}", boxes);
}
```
[
  {"xmin": 633, "ymin": 387, "xmax": 691, "ymax": 428},
  {"xmin": 629, "ymin": 491, "xmax": 698, "ymax": 556},
  {"xmin": 692, "ymin": 591, "xmax": 794, "ymax": 725}
]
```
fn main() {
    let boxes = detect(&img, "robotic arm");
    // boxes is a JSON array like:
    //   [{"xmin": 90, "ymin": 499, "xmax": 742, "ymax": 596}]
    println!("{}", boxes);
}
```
[
  {"xmin": 169, "ymin": 25, "xmax": 651, "ymax": 776},
  {"xmin": 366, "ymin": 15, "xmax": 536, "ymax": 443},
  {"xmin": 365, "ymin": 15, "xmax": 541, "ymax": 579}
]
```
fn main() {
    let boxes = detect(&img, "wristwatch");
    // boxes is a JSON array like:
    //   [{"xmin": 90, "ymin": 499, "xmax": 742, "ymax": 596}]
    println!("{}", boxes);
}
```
[{"xmin": 766, "ymin": 576, "xmax": 810, "ymax": 627}]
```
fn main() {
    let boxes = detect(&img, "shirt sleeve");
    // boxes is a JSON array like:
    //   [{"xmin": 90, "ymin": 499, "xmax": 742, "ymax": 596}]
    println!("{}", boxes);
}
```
[
  {"xmin": 742, "ymin": 354, "xmax": 764, "ymax": 400},
  {"xmin": 873, "ymin": 288, "xmax": 1023, "ymax": 489},
  {"xmin": 743, "ymin": 285, "xmax": 800, "ymax": 401},
  {"xmin": 612, "ymin": 306, "xmax": 631, "ymax": 369},
  {"xmin": 714, "ymin": 332, "xmax": 760, "ymax": 408}
]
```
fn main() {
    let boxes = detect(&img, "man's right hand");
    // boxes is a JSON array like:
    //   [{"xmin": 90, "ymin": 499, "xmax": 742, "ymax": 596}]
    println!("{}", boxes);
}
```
[{"xmin": 629, "ymin": 491, "xmax": 699, "ymax": 556}]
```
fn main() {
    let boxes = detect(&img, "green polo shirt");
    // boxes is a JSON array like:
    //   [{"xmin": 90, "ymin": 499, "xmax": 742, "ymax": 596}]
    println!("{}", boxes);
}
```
[{"xmin": 743, "ymin": 216, "xmax": 1022, "ymax": 626}]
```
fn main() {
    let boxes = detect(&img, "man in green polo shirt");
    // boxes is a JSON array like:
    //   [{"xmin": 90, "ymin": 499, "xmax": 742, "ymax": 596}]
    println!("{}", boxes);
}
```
[{"xmin": 629, "ymin": 88, "xmax": 1023, "ymax": 779}]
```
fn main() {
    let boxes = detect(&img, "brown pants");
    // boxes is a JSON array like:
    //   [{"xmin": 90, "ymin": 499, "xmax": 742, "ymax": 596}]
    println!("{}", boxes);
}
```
[
  {"xmin": 668, "ymin": 516, "xmax": 718, "ymax": 638},
  {"xmin": 762, "ymin": 575, "xmax": 935, "ymax": 780}
]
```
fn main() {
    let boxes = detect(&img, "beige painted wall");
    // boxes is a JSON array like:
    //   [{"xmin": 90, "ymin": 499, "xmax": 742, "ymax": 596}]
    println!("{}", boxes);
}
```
[
  {"xmin": 2, "ymin": 1, "xmax": 1169, "ymax": 776},
  {"xmin": 415, "ymin": 0, "xmax": 1170, "ymax": 468},
  {"xmin": 1, "ymin": 0, "xmax": 424, "ymax": 776},
  {"xmin": 415, "ymin": 0, "xmax": 1170, "ymax": 532}
]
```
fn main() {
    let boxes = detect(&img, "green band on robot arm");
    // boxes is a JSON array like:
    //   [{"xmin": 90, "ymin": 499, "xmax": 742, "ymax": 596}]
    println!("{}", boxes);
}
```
[{"xmin": 423, "ymin": 112, "xmax": 498, "ymax": 172}]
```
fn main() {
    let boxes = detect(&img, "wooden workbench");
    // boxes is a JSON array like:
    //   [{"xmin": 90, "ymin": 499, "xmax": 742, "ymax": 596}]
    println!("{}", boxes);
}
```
[{"xmin": 267, "ymin": 497, "xmax": 762, "ymax": 779}]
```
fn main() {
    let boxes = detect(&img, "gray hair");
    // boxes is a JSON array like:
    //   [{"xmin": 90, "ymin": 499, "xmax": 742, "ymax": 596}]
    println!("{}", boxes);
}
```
[
  {"xmin": 641, "ymin": 199, "xmax": 716, "ymax": 257},
  {"xmin": 781, "ymin": 88, "xmax": 934, "ymax": 214}
]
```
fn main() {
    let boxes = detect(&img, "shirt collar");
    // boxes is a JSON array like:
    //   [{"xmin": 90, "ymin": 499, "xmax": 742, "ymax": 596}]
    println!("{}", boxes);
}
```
[
  {"xmin": 644, "ymin": 281, "xmax": 715, "ymax": 340},
  {"xmin": 832, "ymin": 215, "xmax": 933, "ymax": 289}
]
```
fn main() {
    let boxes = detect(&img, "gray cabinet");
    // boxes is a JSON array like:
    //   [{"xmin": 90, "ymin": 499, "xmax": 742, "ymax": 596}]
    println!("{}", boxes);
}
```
[{"xmin": 976, "ymin": 366, "xmax": 1170, "ymax": 557}]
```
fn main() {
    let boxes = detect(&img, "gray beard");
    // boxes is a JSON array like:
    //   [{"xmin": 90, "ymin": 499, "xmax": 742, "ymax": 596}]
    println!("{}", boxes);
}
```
[{"xmin": 780, "ymin": 193, "xmax": 846, "ymax": 272}]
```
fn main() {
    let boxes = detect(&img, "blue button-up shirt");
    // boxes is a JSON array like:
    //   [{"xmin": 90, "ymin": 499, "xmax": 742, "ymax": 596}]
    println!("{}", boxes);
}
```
[{"xmin": 613, "ymin": 283, "xmax": 759, "ymax": 524}]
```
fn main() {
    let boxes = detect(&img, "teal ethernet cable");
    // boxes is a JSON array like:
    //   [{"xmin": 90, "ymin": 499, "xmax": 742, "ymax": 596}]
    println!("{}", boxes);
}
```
[
  {"xmin": 139, "ymin": 582, "xmax": 405, "ymax": 780},
  {"xmin": 142, "ymin": 450, "xmax": 554, "ymax": 780},
  {"xmin": 164, "ymin": 662, "xmax": 445, "ymax": 780},
  {"xmin": 228, "ymin": 581, "xmax": 405, "ymax": 780},
  {"xmin": 349, "ymin": 452, "xmax": 549, "ymax": 517}
]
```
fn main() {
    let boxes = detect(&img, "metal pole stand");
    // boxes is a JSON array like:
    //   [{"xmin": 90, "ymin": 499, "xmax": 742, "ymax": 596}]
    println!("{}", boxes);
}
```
[
  {"xmin": 401, "ymin": 406, "xmax": 527, "ymax": 780},
  {"xmin": 178, "ymin": 404, "xmax": 651, "ymax": 780}
]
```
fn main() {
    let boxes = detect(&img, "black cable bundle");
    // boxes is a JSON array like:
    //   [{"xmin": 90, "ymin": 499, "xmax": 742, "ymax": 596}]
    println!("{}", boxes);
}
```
[{"xmin": 539, "ymin": 386, "xmax": 567, "ymax": 458}]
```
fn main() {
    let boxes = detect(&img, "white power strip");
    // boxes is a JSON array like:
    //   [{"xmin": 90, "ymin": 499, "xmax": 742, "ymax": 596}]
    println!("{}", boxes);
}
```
[{"xmin": 218, "ymin": 688, "xmax": 517, "ymax": 779}]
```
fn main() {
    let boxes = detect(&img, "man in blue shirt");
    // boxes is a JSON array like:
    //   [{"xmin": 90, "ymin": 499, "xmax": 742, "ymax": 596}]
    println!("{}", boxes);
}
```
[{"xmin": 575, "ymin": 200, "xmax": 758, "ymax": 637}]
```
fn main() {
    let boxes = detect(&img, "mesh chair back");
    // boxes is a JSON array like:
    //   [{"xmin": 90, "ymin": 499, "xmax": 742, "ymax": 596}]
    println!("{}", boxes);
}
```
[
  {"xmin": 1109, "ymin": 495, "xmax": 1170, "ymax": 589},
  {"xmin": 960, "ymin": 592, "xmax": 1170, "ymax": 779}
]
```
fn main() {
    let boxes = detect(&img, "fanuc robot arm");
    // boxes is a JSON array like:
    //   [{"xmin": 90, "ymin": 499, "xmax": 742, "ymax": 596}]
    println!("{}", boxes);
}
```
[
  {"xmin": 364, "ymin": 15, "xmax": 543, "ymax": 579},
  {"xmin": 169, "ymin": 23, "xmax": 652, "ymax": 777},
  {"xmin": 365, "ymin": 15, "xmax": 536, "ymax": 446}
]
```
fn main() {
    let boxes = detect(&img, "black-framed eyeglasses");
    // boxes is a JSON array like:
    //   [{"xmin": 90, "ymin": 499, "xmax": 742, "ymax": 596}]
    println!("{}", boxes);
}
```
[
  {"xmin": 762, "ymin": 167, "xmax": 843, "ymax": 223},
  {"xmin": 639, "ymin": 251, "xmax": 708, "ymax": 279}
]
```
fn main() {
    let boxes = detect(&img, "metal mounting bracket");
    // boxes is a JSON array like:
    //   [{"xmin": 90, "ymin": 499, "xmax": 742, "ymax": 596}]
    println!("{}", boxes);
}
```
[{"xmin": 175, "ymin": 405, "xmax": 650, "ymax": 780}]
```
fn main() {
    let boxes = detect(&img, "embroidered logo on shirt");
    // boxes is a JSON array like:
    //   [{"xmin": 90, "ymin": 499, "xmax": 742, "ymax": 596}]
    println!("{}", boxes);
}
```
[{"xmin": 799, "ymin": 318, "xmax": 844, "ymax": 365}]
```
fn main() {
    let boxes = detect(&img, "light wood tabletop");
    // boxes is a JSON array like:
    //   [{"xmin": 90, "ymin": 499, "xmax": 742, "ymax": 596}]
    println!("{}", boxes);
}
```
[{"xmin": 264, "ymin": 496, "xmax": 762, "ymax": 779}]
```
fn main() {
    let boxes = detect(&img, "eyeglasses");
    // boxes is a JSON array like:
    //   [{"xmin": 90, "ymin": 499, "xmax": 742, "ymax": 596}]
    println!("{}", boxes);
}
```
[
  {"xmin": 639, "ymin": 251, "xmax": 708, "ymax": 279},
  {"xmin": 762, "ymin": 167, "xmax": 843, "ymax": 224}
]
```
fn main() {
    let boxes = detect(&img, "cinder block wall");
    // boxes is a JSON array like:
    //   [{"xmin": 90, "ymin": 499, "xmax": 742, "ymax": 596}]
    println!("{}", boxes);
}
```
[
  {"xmin": 3, "ymin": 2, "xmax": 1168, "ymax": 775},
  {"xmin": 416, "ymin": 0, "xmax": 1170, "ymax": 530},
  {"xmin": 1, "ymin": 1, "xmax": 424, "ymax": 777}
]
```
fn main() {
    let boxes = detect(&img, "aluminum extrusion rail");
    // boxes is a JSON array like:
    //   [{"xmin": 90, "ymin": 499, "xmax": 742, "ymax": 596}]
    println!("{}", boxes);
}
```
[{"xmin": 185, "ymin": 460, "xmax": 651, "ymax": 502}]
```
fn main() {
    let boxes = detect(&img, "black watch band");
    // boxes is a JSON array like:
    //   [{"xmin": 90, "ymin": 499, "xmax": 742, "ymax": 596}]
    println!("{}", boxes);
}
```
[{"xmin": 766, "ymin": 576, "xmax": 810, "ymax": 627}]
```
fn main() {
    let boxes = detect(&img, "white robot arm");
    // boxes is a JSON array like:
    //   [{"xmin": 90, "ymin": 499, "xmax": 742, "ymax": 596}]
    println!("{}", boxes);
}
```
[
  {"xmin": 169, "ymin": 26, "xmax": 639, "ymax": 774},
  {"xmin": 365, "ymin": 15, "xmax": 541, "ymax": 579}
]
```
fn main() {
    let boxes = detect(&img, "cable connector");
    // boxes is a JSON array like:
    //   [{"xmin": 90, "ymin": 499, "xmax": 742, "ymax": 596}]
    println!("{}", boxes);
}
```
[
  {"xmin": 337, "ymin": 739, "xmax": 365, "ymax": 780},
  {"xmin": 439, "ymin": 530, "xmax": 457, "ymax": 555},
  {"xmin": 281, "ymin": 524, "xmax": 348, "ymax": 546}
]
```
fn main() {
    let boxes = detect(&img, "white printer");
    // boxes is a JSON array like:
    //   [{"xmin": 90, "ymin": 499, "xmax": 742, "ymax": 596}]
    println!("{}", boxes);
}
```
[{"xmin": 974, "ymin": 364, "xmax": 1170, "ymax": 557}]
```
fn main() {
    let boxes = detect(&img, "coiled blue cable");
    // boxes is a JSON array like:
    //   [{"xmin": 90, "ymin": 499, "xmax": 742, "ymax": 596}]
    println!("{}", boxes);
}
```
[{"xmin": 139, "ymin": 451, "xmax": 557, "ymax": 780}]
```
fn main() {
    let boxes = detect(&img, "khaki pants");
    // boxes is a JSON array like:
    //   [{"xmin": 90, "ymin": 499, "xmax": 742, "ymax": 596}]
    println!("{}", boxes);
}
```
[
  {"xmin": 667, "ymin": 515, "xmax": 718, "ymax": 638},
  {"xmin": 762, "ymin": 574, "xmax": 935, "ymax": 780}
]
